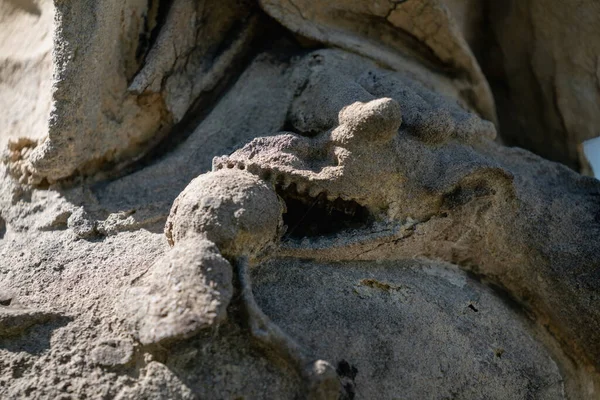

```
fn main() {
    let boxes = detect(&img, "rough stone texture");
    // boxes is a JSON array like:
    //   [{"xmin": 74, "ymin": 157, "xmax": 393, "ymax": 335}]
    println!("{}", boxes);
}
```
[
  {"xmin": 1, "ymin": 0, "xmax": 600, "ymax": 399},
  {"xmin": 165, "ymin": 169, "xmax": 283, "ymax": 258},
  {"xmin": 88, "ymin": 50, "xmax": 296, "ymax": 234},
  {"xmin": 126, "ymin": 239, "xmax": 234, "ymax": 346},
  {"xmin": 253, "ymin": 258, "xmax": 567, "ymax": 399},
  {"xmin": 0, "ymin": 0, "xmax": 53, "ymax": 150},
  {"xmin": 9, "ymin": 0, "xmax": 258, "ymax": 184},
  {"xmin": 22, "ymin": 0, "xmax": 169, "ymax": 183},
  {"xmin": 0, "ymin": 306, "xmax": 62, "ymax": 338},
  {"xmin": 222, "ymin": 66, "xmax": 600, "ymax": 376},
  {"xmin": 259, "ymin": 0, "xmax": 496, "ymax": 123}
]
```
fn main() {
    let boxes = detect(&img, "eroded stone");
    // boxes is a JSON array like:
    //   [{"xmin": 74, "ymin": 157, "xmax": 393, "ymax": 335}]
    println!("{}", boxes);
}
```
[
  {"xmin": 127, "ymin": 239, "xmax": 233, "ymax": 346},
  {"xmin": 165, "ymin": 169, "xmax": 284, "ymax": 259}
]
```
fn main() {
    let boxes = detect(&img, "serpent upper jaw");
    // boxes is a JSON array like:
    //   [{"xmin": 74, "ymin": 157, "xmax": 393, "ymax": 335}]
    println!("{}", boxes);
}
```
[
  {"xmin": 212, "ymin": 98, "xmax": 405, "ymax": 240},
  {"xmin": 213, "ymin": 146, "xmax": 379, "ymax": 241},
  {"xmin": 212, "ymin": 99, "xmax": 438, "ymax": 248}
]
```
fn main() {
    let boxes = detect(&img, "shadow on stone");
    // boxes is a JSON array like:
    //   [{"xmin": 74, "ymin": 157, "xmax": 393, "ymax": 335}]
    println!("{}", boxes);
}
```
[{"xmin": 0, "ymin": 310, "xmax": 72, "ymax": 355}]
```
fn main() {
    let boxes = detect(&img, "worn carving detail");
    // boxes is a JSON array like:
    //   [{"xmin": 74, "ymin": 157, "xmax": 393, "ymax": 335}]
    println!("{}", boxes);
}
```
[
  {"xmin": 129, "ymin": 169, "xmax": 339, "ymax": 397},
  {"xmin": 259, "ymin": 0, "xmax": 496, "ymax": 122},
  {"xmin": 124, "ymin": 51, "xmax": 600, "ymax": 395},
  {"xmin": 5, "ymin": 0, "xmax": 258, "ymax": 184},
  {"xmin": 1, "ymin": 0, "xmax": 600, "ymax": 398},
  {"xmin": 218, "ymin": 89, "xmax": 600, "ymax": 375}
]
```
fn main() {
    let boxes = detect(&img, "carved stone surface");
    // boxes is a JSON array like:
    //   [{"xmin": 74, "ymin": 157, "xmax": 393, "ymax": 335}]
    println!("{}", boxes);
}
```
[
  {"xmin": 486, "ymin": 1, "xmax": 600, "ymax": 170},
  {"xmin": 1, "ymin": 0, "xmax": 599, "ymax": 399}
]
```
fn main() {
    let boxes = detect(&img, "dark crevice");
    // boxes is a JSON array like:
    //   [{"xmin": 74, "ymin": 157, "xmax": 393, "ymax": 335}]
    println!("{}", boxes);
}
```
[
  {"xmin": 336, "ymin": 359, "xmax": 358, "ymax": 380},
  {"xmin": 281, "ymin": 119, "xmax": 317, "ymax": 138},
  {"xmin": 442, "ymin": 184, "xmax": 494, "ymax": 210},
  {"xmin": 465, "ymin": 270, "xmax": 536, "ymax": 321},
  {"xmin": 136, "ymin": 0, "xmax": 175, "ymax": 68},
  {"xmin": 277, "ymin": 183, "xmax": 372, "ymax": 239},
  {"xmin": 337, "ymin": 359, "xmax": 358, "ymax": 400},
  {"xmin": 479, "ymin": 1, "xmax": 579, "ymax": 171},
  {"xmin": 0, "ymin": 215, "xmax": 5, "ymax": 239},
  {"xmin": 131, "ymin": 19, "xmax": 259, "ymax": 161},
  {"xmin": 148, "ymin": 0, "xmax": 174, "ymax": 49},
  {"xmin": 40, "ymin": 12, "xmax": 317, "ymax": 189},
  {"xmin": 94, "ymin": 15, "xmax": 297, "ymax": 186}
]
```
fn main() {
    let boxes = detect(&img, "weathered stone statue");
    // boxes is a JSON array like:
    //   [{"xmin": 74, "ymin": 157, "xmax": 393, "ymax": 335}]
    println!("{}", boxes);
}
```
[{"xmin": 1, "ymin": 0, "xmax": 599, "ymax": 399}]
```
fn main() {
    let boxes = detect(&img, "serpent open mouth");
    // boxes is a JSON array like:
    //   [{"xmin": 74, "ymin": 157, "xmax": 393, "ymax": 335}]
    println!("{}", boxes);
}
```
[
  {"xmin": 273, "ymin": 179, "xmax": 372, "ymax": 240},
  {"xmin": 212, "ymin": 158, "xmax": 374, "ymax": 240}
]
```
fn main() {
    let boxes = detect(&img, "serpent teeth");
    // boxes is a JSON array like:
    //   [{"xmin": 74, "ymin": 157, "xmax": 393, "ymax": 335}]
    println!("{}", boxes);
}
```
[
  {"xmin": 246, "ymin": 164, "xmax": 259, "ymax": 174},
  {"xmin": 281, "ymin": 177, "xmax": 293, "ymax": 189},
  {"xmin": 308, "ymin": 186, "xmax": 322, "ymax": 197},
  {"xmin": 296, "ymin": 182, "xmax": 307, "ymax": 194}
]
